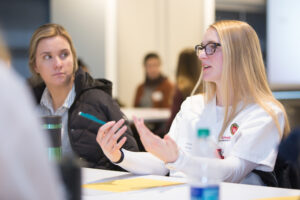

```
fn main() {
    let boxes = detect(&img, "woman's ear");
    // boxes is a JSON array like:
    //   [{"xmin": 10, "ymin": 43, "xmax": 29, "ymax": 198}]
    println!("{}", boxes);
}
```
[{"xmin": 33, "ymin": 64, "xmax": 39, "ymax": 74}]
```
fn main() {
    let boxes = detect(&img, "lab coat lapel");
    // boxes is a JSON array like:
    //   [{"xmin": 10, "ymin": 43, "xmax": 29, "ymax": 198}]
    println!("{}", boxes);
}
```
[
  {"xmin": 200, "ymin": 96, "xmax": 219, "ymax": 143},
  {"xmin": 201, "ymin": 96, "xmax": 217, "ymax": 125}
]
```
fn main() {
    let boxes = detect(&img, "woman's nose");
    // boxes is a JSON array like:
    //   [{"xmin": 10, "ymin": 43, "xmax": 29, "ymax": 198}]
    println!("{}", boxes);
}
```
[
  {"xmin": 54, "ymin": 57, "xmax": 62, "ymax": 69},
  {"xmin": 198, "ymin": 50, "xmax": 207, "ymax": 60}
]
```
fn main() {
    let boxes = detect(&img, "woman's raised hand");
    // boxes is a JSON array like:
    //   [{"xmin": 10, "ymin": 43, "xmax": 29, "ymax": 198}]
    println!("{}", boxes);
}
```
[
  {"xmin": 96, "ymin": 119, "xmax": 127, "ymax": 162},
  {"xmin": 133, "ymin": 116, "xmax": 179, "ymax": 163}
]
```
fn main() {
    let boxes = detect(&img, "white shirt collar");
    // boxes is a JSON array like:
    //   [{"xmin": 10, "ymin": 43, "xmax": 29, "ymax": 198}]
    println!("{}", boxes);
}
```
[{"xmin": 40, "ymin": 84, "xmax": 76, "ymax": 114}]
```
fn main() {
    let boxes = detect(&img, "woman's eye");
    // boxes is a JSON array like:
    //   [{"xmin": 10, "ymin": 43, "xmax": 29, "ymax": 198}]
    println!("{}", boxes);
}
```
[
  {"xmin": 60, "ymin": 52, "xmax": 69, "ymax": 59},
  {"xmin": 44, "ymin": 55, "xmax": 51, "ymax": 60}
]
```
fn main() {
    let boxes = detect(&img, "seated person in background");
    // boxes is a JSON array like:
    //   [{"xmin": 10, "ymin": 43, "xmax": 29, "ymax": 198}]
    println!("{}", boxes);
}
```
[
  {"xmin": 28, "ymin": 23, "xmax": 138, "ymax": 170},
  {"xmin": 166, "ymin": 48, "xmax": 203, "ymax": 132},
  {"xmin": 134, "ymin": 52, "xmax": 173, "ymax": 108},
  {"xmin": 97, "ymin": 20, "xmax": 290, "ymax": 186},
  {"xmin": 0, "ymin": 39, "xmax": 63, "ymax": 199}
]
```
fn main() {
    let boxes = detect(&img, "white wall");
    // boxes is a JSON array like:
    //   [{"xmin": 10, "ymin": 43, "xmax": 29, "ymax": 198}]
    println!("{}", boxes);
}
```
[
  {"xmin": 50, "ymin": 0, "xmax": 105, "ymax": 79},
  {"xmin": 105, "ymin": 0, "xmax": 118, "ymax": 96},
  {"xmin": 267, "ymin": 0, "xmax": 300, "ymax": 90},
  {"xmin": 117, "ymin": 0, "xmax": 214, "ymax": 107},
  {"xmin": 50, "ymin": 0, "xmax": 215, "ymax": 105},
  {"xmin": 117, "ymin": 0, "xmax": 160, "ymax": 107}
]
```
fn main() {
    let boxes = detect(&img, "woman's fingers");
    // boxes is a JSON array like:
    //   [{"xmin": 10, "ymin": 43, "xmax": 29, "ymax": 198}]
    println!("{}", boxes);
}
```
[
  {"xmin": 101, "ymin": 119, "xmax": 124, "ymax": 145},
  {"xmin": 133, "ymin": 116, "xmax": 148, "ymax": 137},
  {"xmin": 109, "ymin": 125, "xmax": 127, "ymax": 150},
  {"xmin": 105, "ymin": 119, "xmax": 126, "ymax": 148},
  {"xmin": 96, "ymin": 119, "xmax": 129, "ymax": 162},
  {"xmin": 96, "ymin": 121, "xmax": 116, "ymax": 144},
  {"xmin": 133, "ymin": 118, "xmax": 179, "ymax": 163},
  {"xmin": 97, "ymin": 119, "xmax": 128, "ymax": 151},
  {"xmin": 114, "ymin": 125, "xmax": 127, "ymax": 141},
  {"xmin": 112, "ymin": 137, "xmax": 127, "ymax": 152},
  {"xmin": 132, "ymin": 116, "xmax": 140, "ymax": 129},
  {"xmin": 107, "ymin": 119, "xmax": 125, "ymax": 136},
  {"xmin": 133, "ymin": 115, "xmax": 162, "ymax": 150}
]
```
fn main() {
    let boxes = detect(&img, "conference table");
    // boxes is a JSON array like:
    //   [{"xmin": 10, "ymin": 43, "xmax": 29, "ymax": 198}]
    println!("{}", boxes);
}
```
[{"xmin": 82, "ymin": 168, "xmax": 300, "ymax": 200}]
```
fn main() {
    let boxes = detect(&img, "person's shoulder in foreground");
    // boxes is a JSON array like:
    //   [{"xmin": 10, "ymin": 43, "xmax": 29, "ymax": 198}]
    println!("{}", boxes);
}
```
[{"xmin": 0, "ymin": 63, "xmax": 64, "ymax": 200}]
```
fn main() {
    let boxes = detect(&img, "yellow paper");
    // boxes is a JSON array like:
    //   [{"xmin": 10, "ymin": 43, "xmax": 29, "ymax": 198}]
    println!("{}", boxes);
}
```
[
  {"xmin": 256, "ymin": 196, "xmax": 300, "ymax": 200},
  {"xmin": 82, "ymin": 177, "xmax": 184, "ymax": 192}
]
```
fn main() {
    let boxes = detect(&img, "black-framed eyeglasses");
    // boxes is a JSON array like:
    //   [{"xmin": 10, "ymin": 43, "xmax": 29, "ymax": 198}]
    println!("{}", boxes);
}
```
[{"xmin": 195, "ymin": 42, "xmax": 221, "ymax": 56}]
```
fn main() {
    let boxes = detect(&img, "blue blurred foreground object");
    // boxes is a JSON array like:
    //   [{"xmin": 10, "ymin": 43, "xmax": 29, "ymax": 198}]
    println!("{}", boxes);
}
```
[
  {"xmin": 78, "ymin": 112, "xmax": 106, "ymax": 125},
  {"xmin": 278, "ymin": 128, "xmax": 300, "ymax": 164},
  {"xmin": 274, "ymin": 127, "xmax": 300, "ymax": 189}
]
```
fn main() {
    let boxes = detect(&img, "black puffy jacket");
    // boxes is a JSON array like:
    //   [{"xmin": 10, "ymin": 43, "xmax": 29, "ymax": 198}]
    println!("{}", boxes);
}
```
[{"xmin": 31, "ymin": 68, "xmax": 139, "ymax": 170}]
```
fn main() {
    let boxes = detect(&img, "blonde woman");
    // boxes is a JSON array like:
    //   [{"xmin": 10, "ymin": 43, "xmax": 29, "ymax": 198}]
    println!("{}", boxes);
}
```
[
  {"xmin": 28, "ymin": 24, "xmax": 138, "ymax": 170},
  {"xmin": 97, "ymin": 20, "xmax": 289, "ymax": 185}
]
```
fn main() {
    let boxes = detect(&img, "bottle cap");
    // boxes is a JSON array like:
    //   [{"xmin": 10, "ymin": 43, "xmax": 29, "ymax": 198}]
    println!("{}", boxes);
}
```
[{"xmin": 197, "ymin": 128, "xmax": 210, "ymax": 138}]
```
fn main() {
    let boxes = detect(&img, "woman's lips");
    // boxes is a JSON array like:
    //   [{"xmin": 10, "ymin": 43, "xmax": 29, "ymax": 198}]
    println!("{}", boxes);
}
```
[
  {"xmin": 53, "ymin": 72, "xmax": 65, "ymax": 76},
  {"xmin": 203, "ymin": 65, "xmax": 212, "ymax": 70}
]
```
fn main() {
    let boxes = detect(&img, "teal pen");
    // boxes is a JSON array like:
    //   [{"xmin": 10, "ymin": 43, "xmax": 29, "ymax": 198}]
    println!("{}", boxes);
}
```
[{"xmin": 78, "ymin": 112, "xmax": 106, "ymax": 125}]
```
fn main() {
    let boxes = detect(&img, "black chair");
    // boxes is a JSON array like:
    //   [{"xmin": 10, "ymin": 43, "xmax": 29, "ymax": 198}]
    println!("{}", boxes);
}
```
[
  {"xmin": 275, "ymin": 128, "xmax": 300, "ymax": 189},
  {"xmin": 255, "ymin": 128, "xmax": 300, "ymax": 188}
]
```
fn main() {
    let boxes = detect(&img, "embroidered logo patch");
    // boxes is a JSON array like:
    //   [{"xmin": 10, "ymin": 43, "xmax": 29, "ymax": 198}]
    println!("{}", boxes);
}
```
[{"xmin": 230, "ymin": 123, "xmax": 239, "ymax": 135}]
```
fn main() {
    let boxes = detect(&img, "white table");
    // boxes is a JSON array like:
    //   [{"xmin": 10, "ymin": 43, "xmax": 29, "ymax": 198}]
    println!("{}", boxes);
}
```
[
  {"xmin": 82, "ymin": 168, "xmax": 300, "ymax": 200},
  {"xmin": 121, "ymin": 108, "xmax": 171, "ymax": 123}
]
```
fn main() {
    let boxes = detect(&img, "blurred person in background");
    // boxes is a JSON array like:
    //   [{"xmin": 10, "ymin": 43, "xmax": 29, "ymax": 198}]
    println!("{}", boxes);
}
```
[
  {"xmin": 134, "ymin": 52, "xmax": 173, "ymax": 108},
  {"xmin": 165, "ymin": 48, "xmax": 203, "ymax": 132}
]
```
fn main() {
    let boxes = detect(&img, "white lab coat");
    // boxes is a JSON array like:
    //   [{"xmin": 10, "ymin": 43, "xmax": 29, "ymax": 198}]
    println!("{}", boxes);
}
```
[
  {"xmin": 120, "ymin": 94, "xmax": 284, "ymax": 184},
  {"xmin": 167, "ymin": 94, "xmax": 284, "ymax": 179}
]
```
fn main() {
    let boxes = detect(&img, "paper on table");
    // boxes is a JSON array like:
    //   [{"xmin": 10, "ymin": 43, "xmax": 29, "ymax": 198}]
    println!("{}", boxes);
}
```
[
  {"xmin": 82, "ymin": 177, "xmax": 184, "ymax": 192},
  {"xmin": 256, "ymin": 196, "xmax": 300, "ymax": 200}
]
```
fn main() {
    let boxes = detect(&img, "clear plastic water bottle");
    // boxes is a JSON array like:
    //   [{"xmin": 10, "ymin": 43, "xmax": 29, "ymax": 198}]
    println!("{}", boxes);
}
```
[{"xmin": 189, "ymin": 128, "xmax": 219, "ymax": 200}]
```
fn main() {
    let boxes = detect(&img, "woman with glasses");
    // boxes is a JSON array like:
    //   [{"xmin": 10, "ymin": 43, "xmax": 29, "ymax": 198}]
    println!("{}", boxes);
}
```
[{"xmin": 97, "ymin": 20, "xmax": 290, "ymax": 185}]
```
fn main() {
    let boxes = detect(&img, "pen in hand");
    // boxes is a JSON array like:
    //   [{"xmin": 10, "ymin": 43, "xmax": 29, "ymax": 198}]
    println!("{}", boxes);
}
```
[{"xmin": 78, "ymin": 112, "xmax": 106, "ymax": 125}]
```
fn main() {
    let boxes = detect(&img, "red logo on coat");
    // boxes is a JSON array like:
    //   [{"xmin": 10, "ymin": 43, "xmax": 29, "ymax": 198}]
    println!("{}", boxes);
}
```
[{"xmin": 230, "ymin": 123, "xmax": 239, "ymax": 135}]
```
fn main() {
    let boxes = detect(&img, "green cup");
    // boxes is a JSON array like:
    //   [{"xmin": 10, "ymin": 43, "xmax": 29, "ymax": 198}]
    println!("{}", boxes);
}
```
[{"xmin": 42, "ymin": 115, "xmax": 62, "ymax": 161}]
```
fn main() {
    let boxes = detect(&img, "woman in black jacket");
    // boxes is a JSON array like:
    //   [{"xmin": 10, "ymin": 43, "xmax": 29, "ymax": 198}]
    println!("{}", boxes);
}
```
[{"xmin": 28, "ymin": 23, "xmax": 138, "ymax": 170}]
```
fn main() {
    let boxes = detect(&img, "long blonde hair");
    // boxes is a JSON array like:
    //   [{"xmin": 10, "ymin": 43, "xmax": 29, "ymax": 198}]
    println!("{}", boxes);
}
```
[
  {"xmin": 193, "ymin": 20, "xmax": 290, "ymax": 138},
  {"xmin": 28, "ymin": 23, "xmax": 78, "ymax": 85}
]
